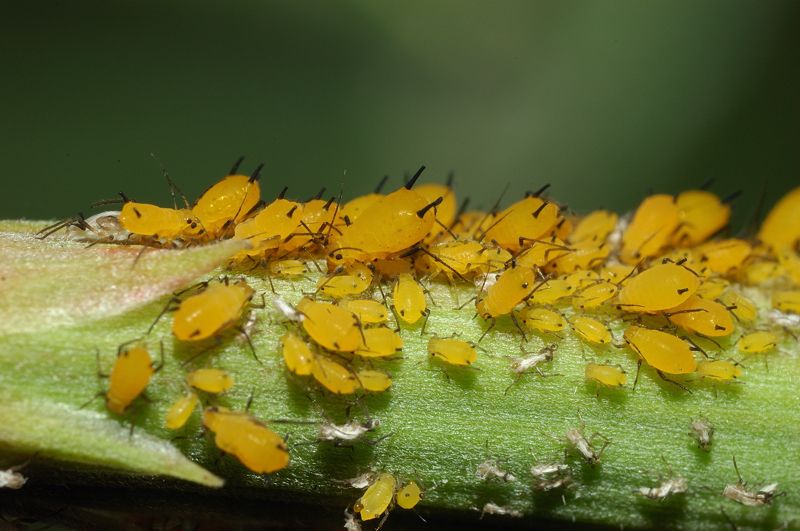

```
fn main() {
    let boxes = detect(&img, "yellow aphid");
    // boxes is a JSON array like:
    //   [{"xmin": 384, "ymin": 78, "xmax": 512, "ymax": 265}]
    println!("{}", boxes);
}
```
[
  {"xmin": 476, "ymin": 265, "xmax": 536, "ymax": 318},
  {"xmin": 416, "ymin": 240, "xmax": 487, "ymax": 279},
  {"xmin": 697, "ymin": 360, "xmax": 743, "ymax": 381},
  {"xmin": 667, "ymin": 295, "xmax": 735, "ymax": 337},
  {"xmin": 547, "ymin": 240, "xmax": 610, "ymax": 274},
  {"xmin": 697, "ymin": 239, "xmax": 751, "ymax": 275},
  {"xmin": 777, "ymin": 250, "xmax": 800, "ymax": 286},
  {"xmin": 585, "ymin": 363, "xmax": 627, "ymax": 388},
  {"xmin": 481, "ymin": 195, "xmax": 561, "ymax": 251},
  {"xmin": 620, "ymin": 194, "xmax": 680, "ymax": 264},
  {"xmin": 164, "ymin": 392, "xmax": 199, "ymax": 430},
  {"xmin": 758, "ymin": 186, "xmax": 800, "ymax": 251},
  {"xmin": 672, "ymin": 190, "xmax": 731, "ymax": 246},
  {"xmin": 519, "ymin": 307, "xmax": 567, "ymax": 333},
  {"xmin": 280, "ymin": 331, "xmax": 315, "ymax": 375},
  {"xmin": 773, "ymin": 290, "xmax": 800, "ymax": 314},
  {"xmin": 192, "ymin": 164, "xmax": 261, "ymax": 237},
  {"xmin": 568, "ymin": 210, "xmax": 618, "ymax": 245},
  {"xmin": 340, "ymin": 299, "xmax": 388, "ymax": 325},
  {"xmin": 355, "ymin": 327, "xmax": 403, "ymax": 358},
  {"xmin": 572, "ymin": 280, "xmax": 618, "ymax": 310},
  {"xmin": 564, "ymin": 269, "xmax": 601, "ymax": 290},
  {"xmin": 357, "ymin": 369, "xmax": 393, "ymax": 392},
  {"xmin": 283, "ymin": 196, "xmax": 338, "ymax": 252},
  {"xmin": 528, "ymin": 277, "xmax": 573, "ymax": 305},
  {"xmin": 186, "ymin": 368, "xmax": 234, "ymax": 394},
  {"xmin": 354, "ymin": 472, "xmax": 396, "ymax": 521},
  {"xmin": 106, "ymin": 345, "xmax": 156, "ymax": 415},
  {"xmin": 571, "ymin": 316, "xmax": 613, "ymax": 345},
  {"xmin": 311, "ymin": 356, "xmax": 360, "ymax": 394},
  {"xmin": 737, "ymin": 331, "xmax": 778, "ymax": 354},
  {"xmin": 600, "ymin": 263, "xmax": 636, "ymax": 284},
  {"xmin": 617, "ymin": 263, "xmax": 700, "ymax": 313},
  {"xmin": 393, "ymin": 273, "xmax": 427, "ymax": 324},
  {"xmin": 719, "ymin": 290, "xmax": 758, "ymax": 322},
  {"xmin": 269, "ymin": 259, "xmax": 307, "ymax": 278},
  {"xmin": 340, "ymin": 190, "xmax": 384, "ymax": 224},
  {"xmin": 233, "ymin": 197, "xmax": 303, "ymax": 254},
  {"xmin": 484, "ymin": 245, "xmax": 514, "ymax": 272},
  {"xmin": 739, "ymin": 259, "xmax": 781, "ymax": 286},
  {"xmin": 696, "ymin": 277, "xmax": 730, "ymax": 299},
  {"xmin": 202, "ymin": 407, "xmax": 289, "ymax": 474},
  {"xmin": 623, "ymin": 326, "xmax": 698, "ymax": 374},
  {"xmin": 297, "ymin": 298, "xmax": 362, "ymax": 352},
  {"xmin": 172, "ymin": 280, "xmax": 254, "ymax": 341},
  {"xmin": 373, "ymin": 257, "xmax": 414, "ymax": 277},
  {"xmin": 317, "ymin": 263, "xmax": 373, "ymax": 298},
  {"xmin": 427, "ymin": 337, "xmax": 478, "ymax": 366},
  {"xmin": 396, "ymin": 481, "xmax": 423, "ymax": 510},
  {"xmin": 514, "ymin": 238, "xmax": 571, "ymax": 269},
  {"xmin": 119, "ymin": 201, "xmax": 200, "ymax": 240},
  {"xmin": 415, "ymin": 181, "xmax": 458, "ymax": 235}
]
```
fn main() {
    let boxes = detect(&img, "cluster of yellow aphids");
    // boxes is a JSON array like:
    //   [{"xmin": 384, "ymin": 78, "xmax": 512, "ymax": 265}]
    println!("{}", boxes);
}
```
[{"xmin": 42, "ymin": 159, "xmax": 800, "ymax": 522}]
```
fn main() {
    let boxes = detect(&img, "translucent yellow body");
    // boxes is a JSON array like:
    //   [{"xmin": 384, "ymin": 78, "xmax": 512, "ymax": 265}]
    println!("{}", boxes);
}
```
[
  {"xmin": 697, "ymin": 239, "xmax": 751, "ymax": 274},
  {"xmin": 572, "ymin": 281, "xmax": 617, "ymax": 310},
  {"xmin": 172, "ymin": 281, "xmax": 254, "ymax": 341},
  {"xmin": 202, "ymin": 407, "xmax": 289, "ymax": 474},
  {"xmin": 119, "ymin": 202, "xmax": 199, "ymax": 239},
  {"xmin": 773, "ymin": 290, "xmax": 800, "ymax": 314},
  {"xmin": 568, "ymin": 210, "xmax": 618, "ymax": 245},
  {"xmin": 393, "ymin": 273, "xmax": 427, "ymax": 324},
  {"xmin": 354, "ymin": 473, "xmax": 397, "ymax": 521},
  {"xmin": 758, "ymin": 186, "xmax": 800, "ymax": 251},
  {"xmin": 547, "ymin": 240, "xmax": 610, "ymax": 274},
  {"xmin": 719, "ymin": 290, "xmax": 758, "ymax": 322},
  {"xmin": 396, "ymin": 481, "xmax": 422, "ymax": 510},
  {"xmin": 297, "ymin": 298, "xmax": 361, "ymax": 352},
  {"xmin": 416, "ymin": 182, "xmax": 457, "ymax": 236},
  {"xmin": 617, "ymin": 263, "xmax": 700, "ymax": 312},
  {"xmin": 106, "ymin": 345, "xmax": 155, "ymax": 415},
  {"xmin": 476, "ymin": 266, "xmax": 535, "ymax": 318},
  {"xmin": 696, "ymin": 277, "xmax": 729, "ymax": 299},
  {"xmin": 623, "ymin": 326, "xmax": 698, "ymax": 374},
  {"xmin": 519, "ymin": 307, "xmax": 567, "ymax": 333},
  {"xmin": 317, "ymin": 263, "xmax": 373, "ymax": 298},
  {"xmin": 482, "ymin": 196, "xmax": 561, "ymax": 251},
  {"xmin": 564, "ymin": 269, "xmax": 601, "ymax": 289},
  {"xmin": 282, "ymin": 198, "xmax": 338, "ymax": 252},
  {"xmin": 668, "ymin": 295, "xmax": 735, "ymax": 337},
  {"xmin": 416, "ymin": 241, "xmax": 487, "ymax": 279},
  {"xmin": 311, "ymin": 356, "xmax": 360, "ymax": 394},
  {"xmin": 355, "ymin": 327, "xmax": 403, "ymax": 357},
  {"xmin": 280, "ymin": 331, "xmax": 315, "ymax": 375},
  {"xmin": 164, "ymin": 392, "xmax": 199, "ymax": 430},
  {"xmin": 672, "ymin": 190, "xmax": 730, "ymax": 246},
  {"xmin": 233, "ymin": 198, "xmax": 303, "ymax": 253},
  {"xmin": 528, "ymin": 277, "xmax": 573, "ymax": 305},
  {"xmin": 621, "ymin": 194, "xmax": 680, "ymax": 263},
  {"xmin": 340, "ymin": 299, "xmax": 388, "ymax": 324},
  {"xmin": 427, "ymin": 337, "xmax": 478, "ymax": 366},
  {"xmin": 514, "ymin": 238, "xmax": 571, "ymax": 269},
  {"xmin": 186, "ymin": 368, "xmax": 234, "ymax": 393},
  {"xmin": 739, "ymin": 260, "xmax": 781, "ymax": 286},
  {"xmin": 335, "ymin": 187, "xmax": 436, "ymax": 257},
  {"xmin": 585, "ymin": 363, "xmax": 627, "ymax": 387},
  {"xmin": 193, "ymin": 174, "xmax": 260, "ymax": 237},
  {"xmin": 269, "ymin": 259, "xmax": 307, "ymax": 277},
  {"xmin": 357, "ymin": 369, "xmax": 393, "ymax": 392},
  {"xmin": 737, "ymin": 331, "xmax": 778, "ymax": 354},
  {"xmin": 340, "ymin": 193, "xmax": 383, "ymax": 223},
  {"xmin": 778, "ymin": 250, "xmax": 800, "ymax": 285},
  {"xmin": 697, "ymin": 360, "xmax": 742, "ymax": 381},
  {"xmin": 571, "ymin": 316, "xmax": 612, "ymax": 345}
]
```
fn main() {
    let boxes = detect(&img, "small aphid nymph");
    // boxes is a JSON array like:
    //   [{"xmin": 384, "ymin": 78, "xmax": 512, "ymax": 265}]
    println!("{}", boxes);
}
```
[
  {"xmin": 476, "ymin": 460, "xmax": 517, "ymax": 482},
  {"xmin": 722, "ymin": 457, "xmax": 782, "ymax": 506}
]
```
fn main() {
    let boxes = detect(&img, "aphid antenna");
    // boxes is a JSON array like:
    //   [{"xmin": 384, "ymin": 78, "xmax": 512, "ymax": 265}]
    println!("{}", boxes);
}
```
[
  {"xmin": 228, "ymin": 155, "xmax": 245, "ymax": 175},
  {"xmin": 322, "ymin": 189, "xmax": 344, "ymax": 246},
  {"xmin": 374, "ymin": 174, "xmax": 390, "ymax": 194},
  {"xmin": 475, "ymin": 210, "xmax": 512, "ymax": 243},
  {"xmin": 741, "ymin": 180, "xmax": 768, "ymax": 239},
  {"xmin": 404, "ymin": 246, "xmax": 469, "ymax": 283},
  {"xmin": 404, "ymin": 165, "xmax": 427, "ymax": 190},
  {"xmin": 234, "ymin": 324, "xmax": 262, "ymax": 366},
  {"xmin": 150, "ymin": 152, "xmax": 190, "ymax": 209},
  {"xmin": 307, "ymin": 187, "xmax": 327, "ymax": 202},
  {"xmin": 719, "ymin": 506, "xmax": 739, "ymax": 531},
  {"xmin": 91, "ymin": 196, "xmax": 126, "ymax": 208},
  {"xmin": 470, "ymin": 183, "xmax": 510, "ymax": 239},
  {"xmin": 531, "ymin": 183, "xmax": 551, "ymax": 198},
  {"xmin": 721, "ymin": 189, "xmax": 743, "ymax": 205}
]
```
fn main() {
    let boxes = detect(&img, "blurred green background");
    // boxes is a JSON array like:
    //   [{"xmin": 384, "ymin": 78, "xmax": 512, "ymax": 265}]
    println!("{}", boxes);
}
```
[{"xmin": 1, "ymin": 0, "xmax": 798, "ymax": 223}]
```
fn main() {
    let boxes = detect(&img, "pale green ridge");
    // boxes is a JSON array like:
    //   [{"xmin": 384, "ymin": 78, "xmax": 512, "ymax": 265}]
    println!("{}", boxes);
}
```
[{"xmin": 0, "ymin": 223, "xmax": 798, "ymax": 530}]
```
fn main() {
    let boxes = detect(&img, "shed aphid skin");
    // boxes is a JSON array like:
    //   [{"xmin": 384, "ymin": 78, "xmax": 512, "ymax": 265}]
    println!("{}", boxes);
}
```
[
  {"xmin": 343, "ymin": 509, "xmax": 362, "ymax": 531},
  {"xmin": 0, "ymin": 462, "xmax": 28, "ymax": 489},
  {"xmin": 722, "ymin": 456, "xmax": 782, "ymax": 507},
  {"xmin": 638, "ymin": 475, "xmax": 688, "ymax": 500},
  {"xmin": 280, "ymin": 331, "xmax": 315, "ymax": 376},
  {"xmin": 318, "ymin": 417, "xmax": 383, "ymax": 445},
  {"xmin": 427, "ymin": 337, "xmax": 478, "ymax": 367},
  {"xmin": 617, "ymin": 262, "xmax": 701, "ymax": 313},
  {"xmin": 505, "ymin": 344, "xmax": 556, "ymax": 393},
  {"xmin": 202, "ymin": 406, "xmax": 289, "ymax": 474},
  {"xmin": 689, "ymin": 418, "xmax": 714, "ymax": 452},
  {"xmin": 396, "ymin": 480, "xmax": 423, "ymax": 510},
  {"xmin": 164, "ymin": 391, "xmax": 199, "ymax": 430},
  {"xmin": 186, "ymin": 368, "xmax": 234, "ymax": 394},
  {"xmin": 297, "ymin": 298, "xmax": 362, "ymax": 353},
  {"xmin": 584, "ymin": 363, "xmax": 627, "ymax": 391},
  {"xmin": 479, "ymin": 502, "xmax": 523, "ymax": 519},
  {"xmin": 104, "ymin": 342, "xmax": 161, "ymax": 415},
  {"xmin": 565, "ymin": 424, "xmax": 610, "ymax": 466},
  {"xmin": 476, "ymin": 460, "xmax": 517, "ymax": 482},
  {"xmin": 272, "ymin": 297, "xmax": 304, "ymax": 323},
  {"xmin": 531, "ymin": 461, "xmax": 573, "ymax": 492},
  {"xmin": 736, "ymin": 330, "xmax": 778, "ymax": 354},
  {"xmin": 353, "ymin": 472, "xmax": 396, "ymax": 523},
  {"xmin": 392, "ymin": 273, "xmax": 428, "ymax": 325}
]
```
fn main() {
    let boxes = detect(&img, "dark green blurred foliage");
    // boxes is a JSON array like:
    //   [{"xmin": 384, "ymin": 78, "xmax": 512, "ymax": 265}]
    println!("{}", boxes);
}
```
[{"xmin": 1, "ymin": 0, "xmax": 798, "ymax": 224}]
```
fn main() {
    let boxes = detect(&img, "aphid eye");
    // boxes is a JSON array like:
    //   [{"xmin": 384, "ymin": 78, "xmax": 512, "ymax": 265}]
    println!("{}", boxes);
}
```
[{"xmin": 336, "ymin": 254, "xmax": 343, "ymax": 260}]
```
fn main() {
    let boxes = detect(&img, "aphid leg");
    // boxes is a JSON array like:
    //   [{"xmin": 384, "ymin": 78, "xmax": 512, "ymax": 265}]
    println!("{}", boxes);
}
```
[
  {"xmin": 656, "ymin": 370, "xmax": 692, "ymax": 393},
  {"xmin": 456, "ymin": 296, "xmax": 477, "ymax": 310},
  {"xmin": 478, "ymin": 319, "xmax": 496, "ymax": 343},
  {"xmin": 632, "ymin": 359, "xmax": 642, "ymax": 391},
  {"xmin": 509, "ymin": 312, "xmax": 527, "ymax": 342},
  {"xmin": 79, "ymin": 392, "xmax": 104, "ymax": 410},
  {"xmin": 153, "ymin": 340, "xmax": 166, "ymax": 373},
  {"xmin": 147, "ymin": 297, "xmax": 180, "ymax": 335},
  {"xmin": 234, "ymin": 325, "xmax": 262, "ymax": 366},
  {"xmin": 720, "ymin": 506, "xmax": 739, "ymax": 531},
  {"xmin": 267, "ymin": 274, "xmax": 277, "ymax": 294},
  {"xmin": 94, "ymin": 348, "xmax": 109, "ymax": 378},
  {"xmin": 420, "ymin": 308, "xmax": 431, "ymax": 336}
]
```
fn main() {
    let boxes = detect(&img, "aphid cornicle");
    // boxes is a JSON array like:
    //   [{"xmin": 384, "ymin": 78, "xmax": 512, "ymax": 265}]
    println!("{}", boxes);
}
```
[
  {"xmin": 171, "ymin": 279, "xmax": 254, "ymax": 342},
  {"xmin": 105, "ymin": 343, "xmax": 158, "ymax": 415},
  {"xmin": 202, "ymin": 406, "xmax": 289, "ymax": 474}
]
